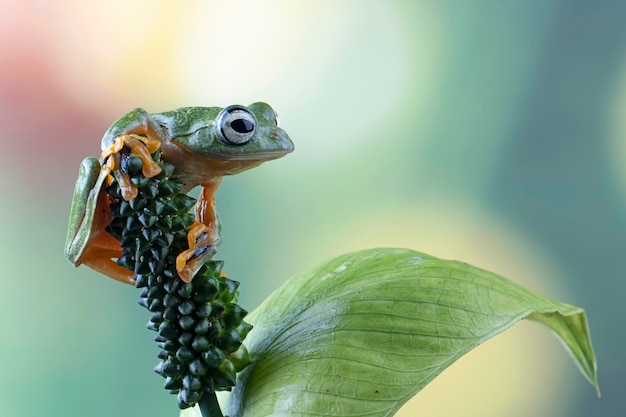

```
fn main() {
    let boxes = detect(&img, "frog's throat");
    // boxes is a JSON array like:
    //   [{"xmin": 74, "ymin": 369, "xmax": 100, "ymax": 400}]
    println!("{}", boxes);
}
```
[{"xmin": 159, "ymin": 141, "xmax": 273, "ymax": 190}]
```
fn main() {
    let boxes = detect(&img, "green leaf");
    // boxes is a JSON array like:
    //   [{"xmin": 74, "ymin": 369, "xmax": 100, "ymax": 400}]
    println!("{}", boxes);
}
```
[{"xmin": 224, "ymin": 248, "xmax": 599, "ymax": 417}]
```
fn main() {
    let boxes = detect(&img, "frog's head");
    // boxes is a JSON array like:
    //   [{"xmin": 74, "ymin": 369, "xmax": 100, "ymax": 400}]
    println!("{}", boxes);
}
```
[
  {"xmin": 216, "ymin": 102, "xmax": 294, "ymax": 160},
  {"xmin": 162, "ymin": 102, "xmax": 293, "ymax": 163}
]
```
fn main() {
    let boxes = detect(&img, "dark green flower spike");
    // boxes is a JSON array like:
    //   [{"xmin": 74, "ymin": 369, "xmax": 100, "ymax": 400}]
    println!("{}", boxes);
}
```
[{"xmin": 105, "ymin": 149, "xmax": 252, "ymax": 411}]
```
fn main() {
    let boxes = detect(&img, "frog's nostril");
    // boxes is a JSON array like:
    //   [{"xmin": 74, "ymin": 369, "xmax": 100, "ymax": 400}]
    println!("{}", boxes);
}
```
[{"xmin": 230, "ymin": 119, "xmax": 254, "ymax": 134}]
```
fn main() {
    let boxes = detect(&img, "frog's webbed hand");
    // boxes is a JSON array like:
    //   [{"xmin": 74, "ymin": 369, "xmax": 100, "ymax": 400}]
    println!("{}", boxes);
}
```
[
  {"xmin": 176, "ymin": 181, "xmax": 222, "ymax": 282},
  {"xmin": 101, "ymin": 134, "xmax": 162, "ymax": 200}
]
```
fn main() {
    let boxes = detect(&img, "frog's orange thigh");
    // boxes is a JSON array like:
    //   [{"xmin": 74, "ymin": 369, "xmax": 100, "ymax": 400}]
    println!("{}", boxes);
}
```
[
  {"xmin": 81, "ymin": 245, "xmax": 135, "ymax": 285},
  {"xmin": 82, "ymin": 255, "xmax": 135, "ymax": 285}
]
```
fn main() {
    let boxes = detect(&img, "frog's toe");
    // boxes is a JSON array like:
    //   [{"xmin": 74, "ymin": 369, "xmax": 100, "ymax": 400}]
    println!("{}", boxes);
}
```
[{"xmin": 113, "ymin": 171, "xmax": 138, "ymax": 200}]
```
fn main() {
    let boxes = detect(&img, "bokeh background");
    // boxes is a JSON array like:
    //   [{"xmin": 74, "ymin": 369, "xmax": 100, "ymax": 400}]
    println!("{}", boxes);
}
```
[{"xmin": 1, "ymin": 1, "xmax": 624, "ymax": 416}]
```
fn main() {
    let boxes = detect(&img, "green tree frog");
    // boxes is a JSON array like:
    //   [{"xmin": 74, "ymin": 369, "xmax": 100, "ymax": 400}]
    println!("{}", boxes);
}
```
[{"xmin": 65, "ymin": 102, "xmax": 293, "ymax": 285}]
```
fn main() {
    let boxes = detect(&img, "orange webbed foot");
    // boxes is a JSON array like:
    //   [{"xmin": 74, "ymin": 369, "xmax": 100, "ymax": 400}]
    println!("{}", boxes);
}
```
[
  {"xmin": 176, "ymin": 222, "xmax": 219, "ymax": 282},
  {"xmin": 101, "ymin": 134, "xmax": 162, "ymax": 201}
]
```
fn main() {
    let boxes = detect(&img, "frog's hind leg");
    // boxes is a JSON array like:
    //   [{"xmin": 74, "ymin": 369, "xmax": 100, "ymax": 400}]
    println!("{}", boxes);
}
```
[
  {"xmin": 81, "ymin": 242, "xmax": 136, "ymax": 285},
  {"xmin": 176, "ymin": 181, "xmax": 222, "ymax": 282},
  {"xmin": 79, "ymin": 191, "xmax": 135, "ymax": 286}
]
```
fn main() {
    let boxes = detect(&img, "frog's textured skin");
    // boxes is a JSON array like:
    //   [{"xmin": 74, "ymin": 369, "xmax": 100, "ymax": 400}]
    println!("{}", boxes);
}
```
[{"xmin": 66, "ymin": 103, "xmax": 293, "ymax": 284}]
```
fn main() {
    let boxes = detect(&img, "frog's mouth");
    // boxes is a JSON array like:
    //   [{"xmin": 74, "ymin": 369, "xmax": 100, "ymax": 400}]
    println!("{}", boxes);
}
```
[
  {"xmin": 213, "ymin": 128, "xmax": 294, "ymax": 161},
  {"xmin": 219, "ymin": 148, "xmax": 293, "ymax": 161}
]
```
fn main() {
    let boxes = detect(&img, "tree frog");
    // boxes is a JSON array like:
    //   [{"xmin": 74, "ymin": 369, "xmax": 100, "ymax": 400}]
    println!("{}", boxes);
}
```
[{"xmin": 65, "ymin": 102, "xmax": 293, "ymax": 285}]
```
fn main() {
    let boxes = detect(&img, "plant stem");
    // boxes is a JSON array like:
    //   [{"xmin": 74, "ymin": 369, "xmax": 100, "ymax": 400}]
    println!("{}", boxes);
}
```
[{"xmin": 198, "ymin": 391, "xmax": 224, "ymax": 417}]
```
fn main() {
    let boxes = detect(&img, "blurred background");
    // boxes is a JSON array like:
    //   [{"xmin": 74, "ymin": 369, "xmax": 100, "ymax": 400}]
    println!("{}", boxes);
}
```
[{"xmin": 0, "ymin": 1, "xmax": 624, "ymax": 416}]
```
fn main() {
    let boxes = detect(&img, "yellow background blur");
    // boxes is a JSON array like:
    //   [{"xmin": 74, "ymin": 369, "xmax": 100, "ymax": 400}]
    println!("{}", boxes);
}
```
[{"xmin": 0, "ymin": 1, "xmax": 623, "ymax": 416}]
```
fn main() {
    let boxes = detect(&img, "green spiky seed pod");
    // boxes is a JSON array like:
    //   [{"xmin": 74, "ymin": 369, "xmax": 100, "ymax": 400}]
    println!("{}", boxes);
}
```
[{"xmin": 105, "ymin": 149, "xmax": 252, "ymax": 410}]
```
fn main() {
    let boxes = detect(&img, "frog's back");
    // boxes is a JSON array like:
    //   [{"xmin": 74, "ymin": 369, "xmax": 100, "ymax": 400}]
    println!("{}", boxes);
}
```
[
  {"xmin": 152, "ymin": 107, "xmax": 222, "ymax": 140},
  {"xmin": 101, "ymin": 107, "xmax": 222, "ymax": 146},
  {"xmin": 101, "ymin": 108, "xmax": 153, "ymax": 145}
]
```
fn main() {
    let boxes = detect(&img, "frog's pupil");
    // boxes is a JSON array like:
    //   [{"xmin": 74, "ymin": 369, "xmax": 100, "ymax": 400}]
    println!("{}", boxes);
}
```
[{"xmin": 230, "ymin": 118, "xmax": 254, "ymax": 134}]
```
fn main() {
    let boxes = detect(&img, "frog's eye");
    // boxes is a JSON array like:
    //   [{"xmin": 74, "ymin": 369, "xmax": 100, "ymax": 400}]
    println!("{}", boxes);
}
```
[{"xmin": 216, "ymin": 106, "xmax": 256, "ymax": 145}]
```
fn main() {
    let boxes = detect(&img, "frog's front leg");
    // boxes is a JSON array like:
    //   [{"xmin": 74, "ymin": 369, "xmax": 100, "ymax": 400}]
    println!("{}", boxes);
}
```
[
  {"xmin": 176, "ymin": 181, "xmax": 222, "ymax": 282},
  {"xmin": 100, "ymin": 109, "xmax": 165, "ymax": 201}
]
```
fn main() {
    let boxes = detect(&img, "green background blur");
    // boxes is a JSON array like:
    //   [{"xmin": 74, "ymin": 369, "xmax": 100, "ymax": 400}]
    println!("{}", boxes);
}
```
[{"xmin": 0, "ymin": 1, "xmax": 624, "ymax": 416}]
